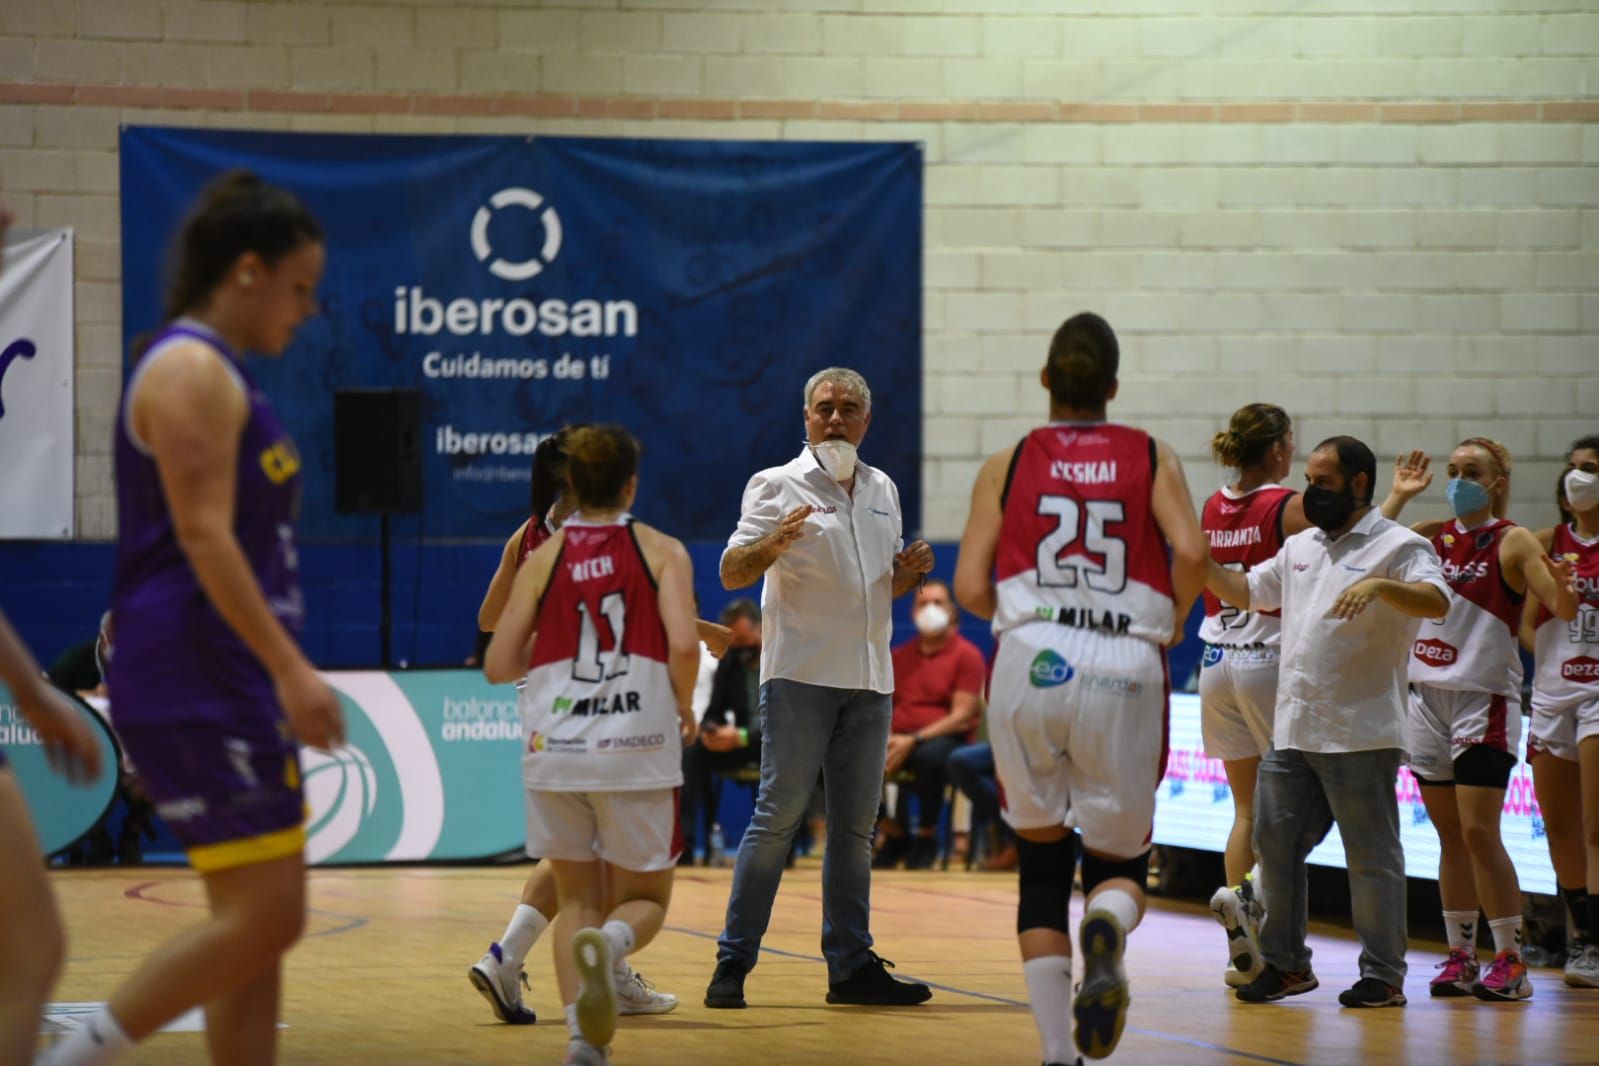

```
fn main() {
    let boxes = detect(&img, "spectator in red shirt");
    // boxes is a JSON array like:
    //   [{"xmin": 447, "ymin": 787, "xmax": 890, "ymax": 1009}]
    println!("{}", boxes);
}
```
[{"xmin": 876, "ymin": 579, "xmax": 986, "ymax": 869}]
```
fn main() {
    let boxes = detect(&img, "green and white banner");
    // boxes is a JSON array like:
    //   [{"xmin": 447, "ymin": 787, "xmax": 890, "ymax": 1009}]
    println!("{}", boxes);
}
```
[
  {"xmin": 306, "ymin": 670, "xmax": 524, "ymax": 865},
  {"xmin": 1, "ymin": 683, "xmax": 120, "ymax": 856}
]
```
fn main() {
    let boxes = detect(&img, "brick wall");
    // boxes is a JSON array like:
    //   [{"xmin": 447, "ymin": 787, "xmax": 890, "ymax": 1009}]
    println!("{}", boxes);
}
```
[{"xmin": 2, "ymin": 0, "xmax": 1594, "ymax": 540}]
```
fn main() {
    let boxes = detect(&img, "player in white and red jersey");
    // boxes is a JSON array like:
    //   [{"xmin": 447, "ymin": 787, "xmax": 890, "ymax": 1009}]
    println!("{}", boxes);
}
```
[
  {"xmin": 955, "ymin": 312, "xmax": 1208, "ymax": 1064},
  {"xmin": 1197, "ymin": 404, "xmax": 1316, "ymax": 987},
  {"xmin": 1524, "ymin": 434, "xmax": 1599, "ymax": 989},
  {"xmin": 1383, "ymin": 438, "xmax": 1578, "ymax": 1002},
  {"xmin": 484, "ymin": 425, "xmax": 700, "ymax": 1066}
]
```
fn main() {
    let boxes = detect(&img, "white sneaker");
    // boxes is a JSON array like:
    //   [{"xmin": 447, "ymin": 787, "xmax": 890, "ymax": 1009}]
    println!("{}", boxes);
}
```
[
  {"xmin": 1566, "ymin": 942, "xmax": 1599, "ymax": 988},
  {"xmin": 573, "ymin": 928, "xmax": 619, "ymax": 1047},
  {"xmin": 1210, "ymin": 884, "xmax": 1264, "ymax": 988},
  {"xmin": 615, "ymin": 963, "xmax": 680, "ymax": 1015},
  {"xmin": 563, "ymin": 1039, "xmax": 610, "ymax": 1066},
  {"xmin": 468, "ymin": 942, "xmax": 537, "ymax": 1024}
]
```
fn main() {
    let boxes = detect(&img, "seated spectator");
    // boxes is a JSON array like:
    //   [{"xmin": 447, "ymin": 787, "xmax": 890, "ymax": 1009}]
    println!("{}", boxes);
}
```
[
  {"xmin": 945, "ymin": 741, "xmax": 1017, "ymax": 871},
  {"xmin": 680, "ymin": 598, "xmax": 763, "ymax": 864},
  {"xmin": 876, "ymin": 579, "xmax": 985, "ymax": 870}
]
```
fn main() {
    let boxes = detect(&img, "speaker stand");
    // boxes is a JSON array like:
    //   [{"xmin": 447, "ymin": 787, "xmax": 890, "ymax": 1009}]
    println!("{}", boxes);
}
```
[{"xmin": 379, "ymin": 513, "xmax": 393, "ymax": 669}]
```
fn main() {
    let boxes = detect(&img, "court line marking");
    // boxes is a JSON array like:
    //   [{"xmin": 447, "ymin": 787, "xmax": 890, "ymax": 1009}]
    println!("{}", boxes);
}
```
[
  {"xmin": 664, "ymin": 924, "xmax": 1304, "ymax": 1066},
  {"xmin": 123, "ymin": 879, "xmax": 370, "ymax": 939}
]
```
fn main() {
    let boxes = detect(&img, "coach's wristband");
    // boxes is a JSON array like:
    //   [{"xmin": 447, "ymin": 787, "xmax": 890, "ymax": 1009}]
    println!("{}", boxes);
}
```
[{"xmin": 738, "ymin": 728, "xmax": 749, "ymax": 747}]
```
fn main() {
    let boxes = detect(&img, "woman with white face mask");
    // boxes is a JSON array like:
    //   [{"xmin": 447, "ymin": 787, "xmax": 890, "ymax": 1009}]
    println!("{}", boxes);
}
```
[
  {"xmin": 1523, "ymin": 434, "xmax": 1599, "ymax": 990},
  {"xmin": 1384, "ymin": 439, "xmax": 1578, "ymax": 1002}
]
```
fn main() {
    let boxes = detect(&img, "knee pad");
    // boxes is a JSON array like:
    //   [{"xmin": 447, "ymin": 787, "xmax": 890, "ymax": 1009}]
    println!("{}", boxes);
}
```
[
  {"xmin": 1080, "ymin": 848, "xmax": 1150, "ymax": 897},
  {"xmin": 1016, "ymin": 835, "xmax": 1079, "ymax": 935},
  {"xmin": 1454, "ymin": 744, "xmax": 1516, "ymax": 789}
]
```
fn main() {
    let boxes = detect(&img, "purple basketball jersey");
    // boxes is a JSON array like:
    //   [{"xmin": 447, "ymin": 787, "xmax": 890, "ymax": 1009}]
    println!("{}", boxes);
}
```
[{"xmin": 109, "ymin": 321, "xmax": 305, "ymax": 726}]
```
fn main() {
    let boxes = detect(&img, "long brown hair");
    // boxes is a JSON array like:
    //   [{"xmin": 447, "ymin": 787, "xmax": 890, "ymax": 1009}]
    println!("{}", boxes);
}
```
[{"xmin": 1212, "ymin": 403, "xmax": 1291, "ymax": 471}]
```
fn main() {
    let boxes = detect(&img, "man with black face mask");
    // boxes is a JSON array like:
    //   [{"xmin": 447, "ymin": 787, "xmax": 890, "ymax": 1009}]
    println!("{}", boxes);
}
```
[
  {"xmin": 680, "ymin": 598, "xmax": 764, "ymax": 864},
  {"xmin": 1208, "ymin": 435, "xmax": 1451, "ymax": 1011}
]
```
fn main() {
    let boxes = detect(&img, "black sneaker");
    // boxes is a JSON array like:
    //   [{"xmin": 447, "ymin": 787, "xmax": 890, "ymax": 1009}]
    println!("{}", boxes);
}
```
[
  {"xmin": 872, "ymin": 835, "xmax": 912, "ymax": 869},
  {"xmin": 1235, "ymin": 963, "xmax": 1319, "ymax": 1003},
  {"xmin": 704, "ymin": 958, "xmax": 749, "ymax": 1009},
  {"xmin": 1338, "ymin": 977, "xmax": 1406, "ymax": 1008},
  {"xmin": 905, "ymin": 835, "xmax": 940, "ymax": 870},
  {"xmin": 826, "ymin": 952, "xmax": 932, "ymax": 1005}
]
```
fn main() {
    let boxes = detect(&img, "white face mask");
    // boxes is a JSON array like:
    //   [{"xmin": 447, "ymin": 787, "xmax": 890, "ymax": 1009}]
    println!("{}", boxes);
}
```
[
  {"xmin": 913, "ymin": 603, "xmax": 951, "ymax": 637},
  {"xmin": 1566, "ymin": 468, "xmax": 1599, "ymax": 512},
  {"xmin": 812, "ymin": 439, "xmax": 858, "ymax": 482}
]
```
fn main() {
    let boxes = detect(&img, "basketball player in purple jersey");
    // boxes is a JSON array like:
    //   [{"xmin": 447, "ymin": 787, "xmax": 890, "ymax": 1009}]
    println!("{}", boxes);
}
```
[
  {"xmin": 0, "ymin": 198, "xmax": 106, "ymax": 1066},
  {"xmin": 43, "ymin": 172, "xmax": 343, "ymax": 1066}
]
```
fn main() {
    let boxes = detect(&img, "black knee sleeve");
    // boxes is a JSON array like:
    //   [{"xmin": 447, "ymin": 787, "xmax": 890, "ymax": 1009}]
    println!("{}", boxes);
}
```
[
  {"xmin": 1453, "ymin": 744, "xmax": 1516, "ymax": 789},
  {"xmin": 1016, "ymin": 835, "xmax": 1079, "ymax": 935},
  {"xmin": 1080, "ymin": 848, "xmax": 1150, "ymax": 896}
]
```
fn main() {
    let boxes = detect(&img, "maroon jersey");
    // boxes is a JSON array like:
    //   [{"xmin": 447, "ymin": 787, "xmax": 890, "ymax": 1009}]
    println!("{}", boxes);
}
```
[
  {"xmin": 993, "ymin": 423, "xmax": 1175, "ymax": 644},
  {"xmin": 519, "ymin": 517, "xmax": 679, "ymax": 790},
  {"xmin": 519, "ymin": 514, "xmax": 554, "ymax": 566},
  {"xmin": 1199, "ymin": 485, "xmax": 1294, "ymax": 646},
  {"xmin": 1533, "ymin": 523, "xmax": 1599, "ymax": 705},
  {"xmin": 1411, "ymin": 519, "xmax": 1524, "ymax": 697}
]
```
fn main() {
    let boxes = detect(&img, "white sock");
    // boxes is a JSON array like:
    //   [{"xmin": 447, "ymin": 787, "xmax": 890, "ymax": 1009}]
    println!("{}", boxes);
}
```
[
  {"xmin": 1443, "ymin": 910, "xmax": 1478, "ymax": 953},
  {"xmin": 1022, "ymin": 955, "xmax": 1075, "ymax": 1066},
  {"xmin": 602, "ymin": 919, "xmax": 635, "ymax": 976},
  {"xmin": 43, "ymin": 1005, "xmax": 133, "ymax": 1066},
  {"xmin": 1247, "ymin": 863, "xmax": 1266, "ymax": 912},
  {"xmin": 499, "ymin": 903, "xmax": 550, "ymax": 969},
  {"xmin": 564, "ymin": 1002, "xmax": 583, "ymax": 1041},
  {"xmin": 1086, "ymin": 887, "xmax": 1141, "ymax": 934},
  {"xmin": 1488, "ymin": 915, "xmax": 1524, "ymax": 956}
]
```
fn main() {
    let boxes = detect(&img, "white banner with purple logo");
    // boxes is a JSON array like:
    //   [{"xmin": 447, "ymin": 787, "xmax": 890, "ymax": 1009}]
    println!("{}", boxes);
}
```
[{"xmin": 0, "ymin": 228, "xmax": 74, "ymax": 538}]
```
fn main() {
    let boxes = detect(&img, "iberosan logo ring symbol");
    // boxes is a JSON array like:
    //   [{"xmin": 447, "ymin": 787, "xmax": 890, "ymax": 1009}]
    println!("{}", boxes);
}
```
[{"xmin": 471, "ymin": 187, "xmax": 563, "ymax": 281}]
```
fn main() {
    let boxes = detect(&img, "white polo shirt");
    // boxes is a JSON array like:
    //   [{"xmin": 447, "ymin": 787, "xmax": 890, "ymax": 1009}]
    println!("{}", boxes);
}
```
[
  {"xmin": 1246, "ymin": 508, "xmax": 1450, "ymax": 755},
  {"xmin": 724, "ymin": 446, "xmax": 904, "ymax": 694}
]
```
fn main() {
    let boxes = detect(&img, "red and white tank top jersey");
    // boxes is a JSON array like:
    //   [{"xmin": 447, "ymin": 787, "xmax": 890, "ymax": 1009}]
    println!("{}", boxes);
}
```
[
  {"xmin": 994, "ymin": 423, "xmax": 1174, "ymax": 645},
  {"xmin": 1410, "ymin": 519, "xmax": 1524, "ymax": 697},
  {"xmin": 1198, "ymin": 485, "xmax": 1294, "ymax": 647},
  {"xmin": 1532, "ymin": 523, "xmax": 1599, "ymax": 706},
  {"xmin": 519, "ymin": 517, "xmax": 681, "ymax": 792},
  {"xmin": 519, "ymin": 514, "xmax": 555, "ymax": 565}
]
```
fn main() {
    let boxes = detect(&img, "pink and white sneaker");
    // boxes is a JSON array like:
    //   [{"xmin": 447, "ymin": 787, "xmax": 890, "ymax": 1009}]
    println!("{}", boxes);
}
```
[
  {"xmin": 1429, "ymin": 947, "xmax": 1478, "ymax": 998},
  {"xmin": 1473, "ymin": 950, "xmax": 1533, "ymax": 1002}
]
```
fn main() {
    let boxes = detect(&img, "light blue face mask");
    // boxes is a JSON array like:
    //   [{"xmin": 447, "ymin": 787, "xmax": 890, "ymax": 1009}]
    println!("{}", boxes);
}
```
[{"xmin": 1445, "ymin": 477, "xmax": 1491, "ymax": 518}]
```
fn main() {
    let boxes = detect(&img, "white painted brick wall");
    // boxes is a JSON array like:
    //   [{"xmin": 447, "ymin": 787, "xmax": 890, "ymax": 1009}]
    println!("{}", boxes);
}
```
[{"xmin": 3, "ymin": 0, "xmax": 1591, "ymax": 538}]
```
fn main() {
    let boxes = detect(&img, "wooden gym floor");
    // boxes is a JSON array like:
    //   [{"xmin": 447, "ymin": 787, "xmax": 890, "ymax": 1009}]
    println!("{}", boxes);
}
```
[{"xmin": 40, "ymin": 860, "xmax": 1599, "ymax": 1065}]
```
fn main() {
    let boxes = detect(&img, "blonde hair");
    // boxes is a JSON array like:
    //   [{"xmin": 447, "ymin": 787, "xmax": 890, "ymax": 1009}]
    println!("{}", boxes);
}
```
[
  {"xmin": 1212, "ymin": 403, "xmax": 1291, "ymax": 470},
  {"xmin": 1456, "ymin": 437, "xmax": 1512, "ymax": 518}
]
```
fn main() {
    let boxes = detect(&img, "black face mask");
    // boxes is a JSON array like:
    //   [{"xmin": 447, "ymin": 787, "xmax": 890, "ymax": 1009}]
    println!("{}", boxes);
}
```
[{"xmin": 1303, "ymin": 483, "xmax": 1357, "ymax": 532}]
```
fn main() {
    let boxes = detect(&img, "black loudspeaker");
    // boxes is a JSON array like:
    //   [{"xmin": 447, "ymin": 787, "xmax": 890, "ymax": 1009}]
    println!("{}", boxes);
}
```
[{"xmin": 334, "ymin": 388, "xmax": 423, "ymax": 514}]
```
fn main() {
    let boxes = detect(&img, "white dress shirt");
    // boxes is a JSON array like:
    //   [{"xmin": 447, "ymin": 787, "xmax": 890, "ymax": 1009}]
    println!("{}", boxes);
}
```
[
  {"xmin": 1247, "ymin": 508, "xmax": 1450, "ymax": 755},
  {"xmin": 692, "ymin": 641, "xmax": 718, "ymax": 718},
  {"xmin": 724, "ymin": 446, "xmax": 904, "ymax": 694}
]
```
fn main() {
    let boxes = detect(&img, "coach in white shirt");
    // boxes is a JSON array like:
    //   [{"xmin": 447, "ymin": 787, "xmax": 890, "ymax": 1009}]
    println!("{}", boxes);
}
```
[
  {"xmin": 705, "ymin": 367, "xmax": 935, "ymax": 1011},
  {"xmin": 1208, "ymin": 435, "xmax": 1449, "ymax": 1010}
]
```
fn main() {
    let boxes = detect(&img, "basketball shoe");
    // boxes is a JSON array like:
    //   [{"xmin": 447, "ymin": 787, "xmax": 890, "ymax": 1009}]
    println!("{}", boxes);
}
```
[
  {"xmin": 1473, "ymin": 950, "xmax": 1532, "ymax": 1001},
  {"xmin": 1428, "ymin": 947, "xmax": 1478, "ymax": 998},
  {"xmin": 1210, "ymin": 878, "xmax": 1264, "ymax": 987},
  {"xmin": 468, "ymin": 942, "xmax": 537, "ymax": 1024},
  {"xmin": 573, "ymin": 928, "xmax": 619, "ymax": 1048},
  {"xmin": 615, "ymin": 965, "xmax": 679, "ymax": 1014},
  {"xmin": 1073, "ymin": 910, "xmax": 1129, "ymax": 1060},
  {"xmin": 1564, "ymin": 942, "xmax": 1599, "ymax": 988}
]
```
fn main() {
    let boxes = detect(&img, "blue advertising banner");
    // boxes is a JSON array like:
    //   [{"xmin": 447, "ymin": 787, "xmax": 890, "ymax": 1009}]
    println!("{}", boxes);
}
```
[
  {"xmin": 2, "ymin": 684, "xmax": 121, "ymax": 856},
  {"xmin": 119, "ymin": 129, "xmax": 923, "ymax": 541}
]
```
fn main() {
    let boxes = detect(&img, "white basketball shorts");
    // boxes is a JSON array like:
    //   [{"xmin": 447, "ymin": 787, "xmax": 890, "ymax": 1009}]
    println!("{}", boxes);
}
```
[{"xmin": 524, "ymin": 787, "xmax": 683, "ymax": 872}]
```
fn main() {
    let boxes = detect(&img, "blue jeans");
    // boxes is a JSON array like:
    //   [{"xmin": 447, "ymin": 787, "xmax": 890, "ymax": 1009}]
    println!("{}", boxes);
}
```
[
  {"xmin": 1253, "ymin": 746, "xmax": 1408, "ymax": 988},
  {"xmin": 945, "ymin": 742, "xmax": 998, "ymax": 824},
  {"xmin": 717, "ymin": 679, "xmax": 892, "ymax": 982}
]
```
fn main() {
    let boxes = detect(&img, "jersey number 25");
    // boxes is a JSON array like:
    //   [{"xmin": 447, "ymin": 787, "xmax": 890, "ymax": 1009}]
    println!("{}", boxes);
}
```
[{"xmin": 1035, "ymin": 496, "xmax": 1128, "ymax": 594}]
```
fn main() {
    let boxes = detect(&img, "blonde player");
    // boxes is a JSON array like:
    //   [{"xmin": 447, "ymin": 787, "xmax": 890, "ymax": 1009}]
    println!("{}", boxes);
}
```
[
  {"xmin": 1384, "ymin": 439, "xmax": 1577, "ymax": 1001},
  {"xmin": 955, "ymin": 313, "xmax": 1208, "ymax": 1062},
  {"xmin": 485, "ymin": 425, "xmax": 699, "ymax": 1066}
]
